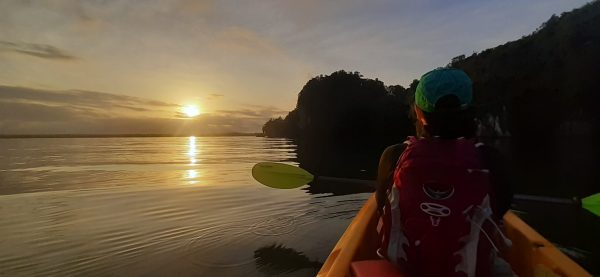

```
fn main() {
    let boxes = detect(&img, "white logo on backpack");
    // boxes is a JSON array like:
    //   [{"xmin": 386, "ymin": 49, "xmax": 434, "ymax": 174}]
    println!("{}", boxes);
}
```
[{"xmin": 420, "ymin": 202, "xmax": 451, "ymax": 226}]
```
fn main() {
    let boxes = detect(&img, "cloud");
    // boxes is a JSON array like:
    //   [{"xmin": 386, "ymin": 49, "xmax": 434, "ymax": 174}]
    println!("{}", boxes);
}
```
[
  {"xmin": 212, "ymin": 27, "xmax": 285, "ymax": 58},
  {"xmin": 207, "ymin": 93, "xmax": 223, "ymax": 99},
  {"xmin": 0, "ymin": 86, "xmax": 176, "ymax": 115},
  {"xmin": 0, "ymin": 101, "xmax": 98, "ymax": 122},
  {"xmin": 1, "ymin": 0, "xmax": 588, "ymax": 119},
  {"xmin": 0, "ymin": 85, "xmax": 274, "ymax": 135},
  {"xmin": 216, "ymin": 106, "xmax": 288, "ymax": 119},
  {"xmin": 0, "ymin": 41, "xmax": 78, "ymax": 60}
]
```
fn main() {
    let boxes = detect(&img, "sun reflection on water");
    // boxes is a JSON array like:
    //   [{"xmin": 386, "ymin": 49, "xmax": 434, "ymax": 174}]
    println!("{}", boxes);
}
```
[
  {"xmin": 186, "ymin": 170, "xmax": 199, "ymax": 185},
  {"xmin": 188, "ymin": 136, "xmax": 197, "ymax": 164},
  {"xmin": 185, "ymin": 136, "xmax": 200, "ymax": 185},
  {"xmin": 186, "ymin": 170, "xmax": 198, "ymax": 179}
]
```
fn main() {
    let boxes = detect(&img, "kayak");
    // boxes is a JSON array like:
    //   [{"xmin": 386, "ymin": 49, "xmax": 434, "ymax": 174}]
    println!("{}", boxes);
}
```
[{"xmin": 316, "ymin": 194, "xmax": 591, "ymax": 277}]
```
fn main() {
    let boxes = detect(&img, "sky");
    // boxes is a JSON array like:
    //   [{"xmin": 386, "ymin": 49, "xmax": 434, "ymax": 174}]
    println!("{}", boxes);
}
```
[{"xmin": 0, "ymin": 0, "xmax": 591, "ymax": 135}]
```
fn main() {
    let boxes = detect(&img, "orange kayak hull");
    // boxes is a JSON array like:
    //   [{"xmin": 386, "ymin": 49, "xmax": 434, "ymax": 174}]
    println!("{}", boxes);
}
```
[{"xmin": 317, "ymin": 194, "xmax": 591, "ymax": 277}]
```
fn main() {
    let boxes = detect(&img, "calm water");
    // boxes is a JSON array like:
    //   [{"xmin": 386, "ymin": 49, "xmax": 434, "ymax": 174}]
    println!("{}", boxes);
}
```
[
  {"xmin": 0, "ymin": 136, "xmax": 597, "ymax": 276},
  {"xmin": 0, "ymin": 137, "xmax": 369, "ymax": 276}
]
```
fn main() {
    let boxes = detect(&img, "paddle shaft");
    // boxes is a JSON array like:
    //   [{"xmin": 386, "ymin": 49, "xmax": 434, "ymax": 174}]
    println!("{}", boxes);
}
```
[{"xmin": 315, "ymin": 176, "xmax": 580, "ymax": 206}]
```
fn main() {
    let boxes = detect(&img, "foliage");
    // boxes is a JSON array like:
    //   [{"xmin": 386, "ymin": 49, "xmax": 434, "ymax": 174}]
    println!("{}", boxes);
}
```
[
  {"xmin": 262, "ymin": 1, "xmax": 600, "ymax": 177},
  {"xmin": 264, "ymin": 70, "xmax": 414, "ymax": 142},
  {"xmin": 263, "ymin": 70, "xmax": 415, "ymax": 178},
  {"xmin": 262, "ymin": 117, "xmax": 289, "ymax": 138},
  {"xmin": 451, "ymin": 1, "xmax": 600, "ymax": 143}
]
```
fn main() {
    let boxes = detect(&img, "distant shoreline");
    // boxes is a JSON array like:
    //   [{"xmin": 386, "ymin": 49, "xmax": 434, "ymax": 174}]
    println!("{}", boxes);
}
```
[{"xmin": 0, "ymin": 133, "xmax": 264, "ymax": 139}]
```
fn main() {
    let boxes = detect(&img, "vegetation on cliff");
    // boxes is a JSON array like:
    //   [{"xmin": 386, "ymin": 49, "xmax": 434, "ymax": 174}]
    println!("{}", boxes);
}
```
[
  {"xmin": 265, "ymin": 1, "xmax": 599, "ymax": 141},
  {"xmin": 451, "ymin": 0, "xmax": 600, "ymax": 143},
  {"xmin": 263, "ymin": 1, "xmax": 600, "ymax": 178}
]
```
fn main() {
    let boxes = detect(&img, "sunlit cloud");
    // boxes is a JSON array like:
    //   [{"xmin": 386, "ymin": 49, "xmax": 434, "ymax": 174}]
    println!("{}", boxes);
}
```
[
  {"xmin": 216, "ymin": 107, "xmax": 288, "ymax": 119},
  {"xmin": 211, "ymin": 26, "xmax": 287, "ymax": 58},
  {"xmin": 0, "ymin": 41, "xmax": 78, "ymax": 60},
  {"xmin": 207, "ymin": 94, "xmax": 224, "ymax": 100},
  {"xmin": 0, "ymin": 86, "xmax": 175, "ymax": 118},
  {"xmin": 0, "ymin": 86, "xmax": 281, "ymax": 135}
]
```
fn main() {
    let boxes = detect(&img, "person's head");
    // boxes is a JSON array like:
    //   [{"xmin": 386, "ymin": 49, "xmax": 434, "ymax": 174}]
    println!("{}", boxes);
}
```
[{"xmin": 413, "ymin": 68, "xmax": 476, "ymax": 139}]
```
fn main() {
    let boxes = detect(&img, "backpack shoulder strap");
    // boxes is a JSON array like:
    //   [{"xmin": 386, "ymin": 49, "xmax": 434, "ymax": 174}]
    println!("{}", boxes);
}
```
[{"xmin": 376, "ymin": 142, "xmax": 408, "ymax": 213}]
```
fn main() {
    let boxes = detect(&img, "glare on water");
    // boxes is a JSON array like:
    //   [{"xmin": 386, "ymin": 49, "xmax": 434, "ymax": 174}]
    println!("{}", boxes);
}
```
[{"xmin": 0, "ymin": 136, "xmax": 368, "ymax": 276}]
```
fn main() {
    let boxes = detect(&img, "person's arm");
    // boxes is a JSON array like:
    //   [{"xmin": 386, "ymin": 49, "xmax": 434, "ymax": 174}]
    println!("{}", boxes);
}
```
[
  {"xmin": 479, "ymin": 145, "xmax": 513, "ymax": 219},
  {"xmin": 376, "ymin": 143, "xmax": 406, "ymax": 214}
]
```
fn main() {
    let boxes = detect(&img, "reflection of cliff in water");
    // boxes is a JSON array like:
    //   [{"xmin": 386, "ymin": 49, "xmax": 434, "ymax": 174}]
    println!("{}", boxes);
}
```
[
  {"xmin": 297, "ymin": 139, "xmax": 387, "ymax": 195},
  {"xmin": 254, "ymin": 244, "xmax": 322, "ymax": 275},
  {"xmin": 487, "ymin": 135, "xmax": 599, "ymax": 197},
  {"xmin": 297, "ymin": 134, "xmax": 600, "ymax": 197},
  {"xmin": 303, "ymin": 178, "xmax": 374, "ymax": 196}
]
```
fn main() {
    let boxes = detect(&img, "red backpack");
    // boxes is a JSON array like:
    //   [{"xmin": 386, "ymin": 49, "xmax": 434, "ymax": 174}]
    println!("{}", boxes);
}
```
[{"xmin": 379, "ymin": 137, "xmax": 497, "ymax": 277}]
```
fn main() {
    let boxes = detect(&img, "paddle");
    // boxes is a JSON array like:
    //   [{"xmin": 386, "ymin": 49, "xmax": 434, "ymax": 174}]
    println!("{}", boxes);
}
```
[{"xmin": 252, "ymin": 162, "xmax": 600, "ymax": 216}]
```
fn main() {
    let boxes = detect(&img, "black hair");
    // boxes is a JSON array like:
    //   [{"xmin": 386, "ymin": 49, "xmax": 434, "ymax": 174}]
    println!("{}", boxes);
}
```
[{"xmin": 414, "ymin": 95, "xmax": 477, "ymax": 139}]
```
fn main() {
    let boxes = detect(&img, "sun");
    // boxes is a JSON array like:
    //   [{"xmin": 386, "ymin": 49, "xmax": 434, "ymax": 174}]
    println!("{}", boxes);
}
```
[{"xmin": 182, "ymin": 105, "xmax": 201, "ymax": 117}]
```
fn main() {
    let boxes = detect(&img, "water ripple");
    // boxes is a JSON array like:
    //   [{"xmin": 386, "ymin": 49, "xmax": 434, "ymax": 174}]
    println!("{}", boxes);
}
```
[{"xmin": 0, "ymin": 137, "xmax": 366, "ymax": 276}]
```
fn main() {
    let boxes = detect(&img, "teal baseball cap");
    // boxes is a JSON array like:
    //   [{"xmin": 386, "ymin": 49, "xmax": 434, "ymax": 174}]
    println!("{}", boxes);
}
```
[{"xmin": 414, "ymin": 68, "xmax": 473, "ymax": 113}]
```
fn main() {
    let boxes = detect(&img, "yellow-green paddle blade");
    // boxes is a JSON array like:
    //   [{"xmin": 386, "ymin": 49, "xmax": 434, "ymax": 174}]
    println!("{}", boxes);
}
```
[
  {"xmin": 582, "ymin": 193, "xmax": 600, "ymax": 217},
  {"xmin": 252, "ymin": 162, "xmax": 314, "ymax": 189}
]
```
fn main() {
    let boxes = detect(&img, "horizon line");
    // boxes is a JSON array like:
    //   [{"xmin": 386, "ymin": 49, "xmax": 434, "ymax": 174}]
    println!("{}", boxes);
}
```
[{"xmin": 0, "ymin": 133, "xmax": 264, "ymax": 139}]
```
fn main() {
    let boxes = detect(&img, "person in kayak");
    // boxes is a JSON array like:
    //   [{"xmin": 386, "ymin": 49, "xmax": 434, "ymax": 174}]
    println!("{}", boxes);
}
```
[{"xmin": 376, "ymin": 68, "xmax": 513, "ymax": 277}]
